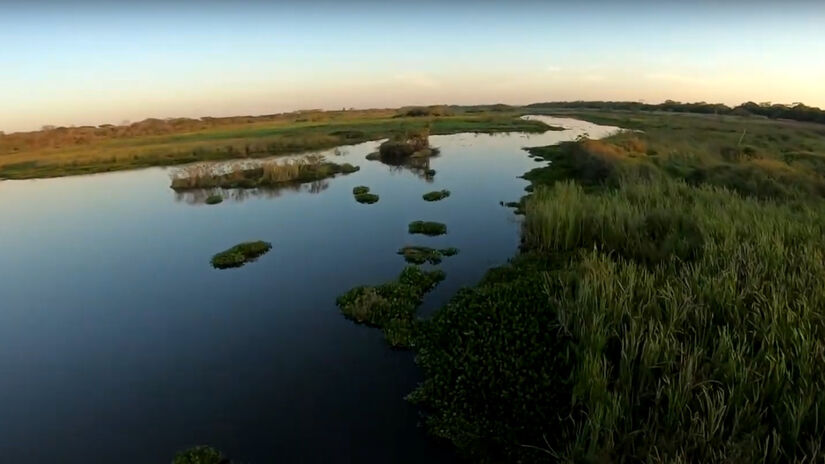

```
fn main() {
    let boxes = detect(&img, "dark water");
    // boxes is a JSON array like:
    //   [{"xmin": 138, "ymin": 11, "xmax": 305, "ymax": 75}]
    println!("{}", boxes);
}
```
[{"xmin": 0, "ymin": 117, "xmax": 616, "ymax": 463}]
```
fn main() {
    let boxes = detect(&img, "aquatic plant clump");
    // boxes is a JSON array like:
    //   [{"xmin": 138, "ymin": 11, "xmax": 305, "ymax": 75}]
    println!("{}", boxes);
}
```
[
  {"xmin": 170, "ymin": 155, "xmax": 359, "ymax": 191},
  {"xmin": 397, "ymin": 246, "xmax": 459, "ymax": 264},
  {"xmin": 408, "ymin": 221, "xmax": 447, "ymax": 236},
  {"xmin": 336, "ymin": 266, "xmax": 445, "ymax": 348},
  {"xmin": 422, "ymin": 189, "xmax": 450, "ymax": 201},
  {"xmin": 352, "ymin": 185, "xmax": 370, "ymax": 195},
  {"xmin": 172, "ymin": 446, "xmax": 228, "ymax": 464},
  {"xmin": 205, "ymin": 194, "xmax": 223, "ymax": 205},
  {"xmin": 210, "ymin": 240, "xmax": 272, "ymax": 269},
  {"xmin": 354, "ymin": 193, "xmax": 379, "ymax": 204}
]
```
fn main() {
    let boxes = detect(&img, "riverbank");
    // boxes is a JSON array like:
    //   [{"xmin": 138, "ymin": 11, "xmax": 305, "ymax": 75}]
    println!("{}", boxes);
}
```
[
  {"xmin": 407, "ymin": 111, "xmax": 825, "ymax": 462},
  {"xmin": 0, "ymin": 107, "xmax": 552, "ymax": 179}
]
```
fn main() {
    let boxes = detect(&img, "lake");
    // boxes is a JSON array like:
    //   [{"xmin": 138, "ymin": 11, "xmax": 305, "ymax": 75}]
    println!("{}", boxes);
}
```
[{"xmin": 0, "ymin": 116, "xmax": 617, "ymax": 463}]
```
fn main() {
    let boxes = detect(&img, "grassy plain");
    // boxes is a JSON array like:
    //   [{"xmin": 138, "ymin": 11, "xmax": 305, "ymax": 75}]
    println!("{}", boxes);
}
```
[{"xmin": 0, "ymin": 107, "xmax": 548, "ymax": 179}]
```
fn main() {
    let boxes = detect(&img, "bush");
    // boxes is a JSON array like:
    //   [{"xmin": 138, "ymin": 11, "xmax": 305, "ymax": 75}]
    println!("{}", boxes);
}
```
[
  {"xmin": 210, "ymin": 240, "xmax": 272, "ymax": 269},
  {"xmin": 408, "ymin": 221, "xmax": 447, "ymax": 236},
  {"xmin": 397, "ymin": 246, "xmax": 458, "ymax": 264},
  {"xmin": 352, "ymin": 185, "xmax": 370, "ymax": 195}
]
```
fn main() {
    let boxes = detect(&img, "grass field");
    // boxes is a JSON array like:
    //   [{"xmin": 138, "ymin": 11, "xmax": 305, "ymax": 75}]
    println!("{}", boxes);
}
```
[{"xmin": 0, "ymin": 106, "xmax": 549, "ymax": 179}]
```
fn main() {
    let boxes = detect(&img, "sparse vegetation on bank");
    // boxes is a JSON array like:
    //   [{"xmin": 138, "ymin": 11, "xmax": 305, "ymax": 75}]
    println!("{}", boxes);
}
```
[
  {"xmin": 210, "ymin": 240, "xmax": 272, "ymax": 269},
  {"xmin": 408, "ymin": 221, "xmax": 447, "ymax": 236}
]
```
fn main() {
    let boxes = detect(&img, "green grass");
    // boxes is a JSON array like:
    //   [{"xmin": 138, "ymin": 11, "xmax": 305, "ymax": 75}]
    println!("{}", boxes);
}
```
[
  {"xmin": 354, "ymin": 193, "xmax": 379, "ymax": 204},
  {"xmin": 352, "ymin": 185, "xmax": 370, "ymax": 195},
  {"xmin": 336, "ymin": 266, "xmax": 446, "ymax": 348},
  {"xmin": 0, "ymin": 108, "xmax": 550, "ymax": 179},
  {"xmin": 205, "ymin": 194, "xmax": 223, "ymax": 205},
  {"xmin": 210, "ymin": 240, "xmax": 272, "ymax": 269},
  {"xmin": 408, "ymin": 221, "xmax": 447, "ymax": 236},
  {"xmin": 422, "ymin": 189, "xmax": 450, "ymax": 201}
]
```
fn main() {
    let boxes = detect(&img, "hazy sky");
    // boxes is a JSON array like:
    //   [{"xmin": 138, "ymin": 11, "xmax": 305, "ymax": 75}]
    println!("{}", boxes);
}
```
[{"xmin": 2, "ymin": 1, "xmax": 824, "ymax": 132}]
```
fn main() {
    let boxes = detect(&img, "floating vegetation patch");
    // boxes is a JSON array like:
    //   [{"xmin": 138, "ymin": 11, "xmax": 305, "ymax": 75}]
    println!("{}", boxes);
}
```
[
  {"xmin": 397, "ymin": 246, "xmax": 460, "ymax": 264},
  {"xmin": 210, "ymin": 240, "xmax": 272, "ymax": 269},
  {"xmin": 205, "ymin": 194, "xmax": 223, "ymax": 205},
  {"xmin": 422, "ymin": 189, "xmax": 450, "ymax": 201},
  {"xmin": 172, "ymin": 446, "xmax": 228, "ymax": 464},
  {"xmin": 408, "ymin": 221, "xmax": 447, "ymax": 236},
  {"xmin": 170, "ymin": 154, "xmax": 358, "ymax": 190},
  {"xmin": 336, "ymin": 266, "xmax": 446, "ymax": 348},
  {"xmin": 352, "ymin": 185, "xmax": 370, "ymax": 195},
  {"xmin": 354, "ymin": 193, "xmax": 379, "ymax": 204}
]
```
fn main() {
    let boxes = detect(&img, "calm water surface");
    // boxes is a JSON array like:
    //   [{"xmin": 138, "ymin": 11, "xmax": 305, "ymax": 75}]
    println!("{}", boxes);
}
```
[{"xmin": 0, "ymin": 116, "xmax": 617, "ymax": 463}]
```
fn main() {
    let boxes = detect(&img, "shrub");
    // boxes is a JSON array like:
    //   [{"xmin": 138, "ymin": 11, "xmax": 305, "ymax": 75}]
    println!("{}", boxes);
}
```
[
  {"xmin": 352, "ymin": 185, "xmax": 370, "ymax": 195},
  {"xmin": 408, "ymin": 221, "xmax": 447, "ymax": 236},
  {"xmin": 205, "ymin": 194, "xmax": 223, "ymax": 205},
  {"xmin": 397, "ymin": 246, "xmax": 458, "ymax": 264}
]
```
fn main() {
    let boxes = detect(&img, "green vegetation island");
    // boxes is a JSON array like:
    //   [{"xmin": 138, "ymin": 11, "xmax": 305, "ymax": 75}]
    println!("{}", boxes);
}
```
[
  {"xmin": 210, "ymin": 241, "xmax": 272, "ymax": 269},
  {"xmin": 422, "ymin": 189, "xmax": 450, "ymax": 201},
  {"xmin": 408, "ymin": 220, "xmax": 447, "ymax": 236}
]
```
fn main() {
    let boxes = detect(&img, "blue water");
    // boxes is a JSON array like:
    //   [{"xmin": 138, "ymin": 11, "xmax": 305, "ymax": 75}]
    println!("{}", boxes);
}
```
[{"xmin": 0, "ymin": 117, "xmax": 616, "ymax": 463}]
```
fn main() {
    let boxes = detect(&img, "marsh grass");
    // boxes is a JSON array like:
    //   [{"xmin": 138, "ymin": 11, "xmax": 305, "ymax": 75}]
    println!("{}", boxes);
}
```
[
  {"xmin": 210, "ymin": 241, "xmax": 272, "ymax": 269},
  {"xmin": 336, "ymin": 266, "xmax": 445, "ymax": 348},
  {"xmin": 408, "ymin": 221, "xmax": 447, "ymax": 236},
  {"xmin": 422, "ymin": 189, "xmax": 450, "ymax": 201},
  {"xmin": 411, "ymin": 112, "xmax": 825, "ymax": 461},
  {"xmin": 170, "ymin": 155, "xmax": 358, "ymax": 190}
]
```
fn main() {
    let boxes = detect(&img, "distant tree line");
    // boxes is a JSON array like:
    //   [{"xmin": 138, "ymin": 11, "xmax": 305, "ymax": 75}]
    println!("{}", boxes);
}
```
[{"xmin": 526, "ymin": 100, "xmax": 825, "ymax": 125}]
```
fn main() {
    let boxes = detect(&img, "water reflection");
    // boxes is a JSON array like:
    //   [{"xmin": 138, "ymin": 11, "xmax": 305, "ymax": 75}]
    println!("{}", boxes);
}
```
[{"xmin": 174, "ymin": 179, "xmax": 330, "ymax": 204}]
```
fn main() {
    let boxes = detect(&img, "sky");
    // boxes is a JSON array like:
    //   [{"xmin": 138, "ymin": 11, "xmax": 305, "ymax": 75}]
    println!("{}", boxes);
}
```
[{"xmin": 2, "ymin": 0, "xmax": 825, "ymax": 133}]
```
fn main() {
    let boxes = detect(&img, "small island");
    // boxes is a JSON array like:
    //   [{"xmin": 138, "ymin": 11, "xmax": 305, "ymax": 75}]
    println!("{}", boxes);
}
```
[
  {"xmin": 205, "ymin": 194, "xmax": 223, "ymax": 205},
  {"xmin": 210, "ymin": 241, "xmax": 272, "ymax": 269},
  {"xmin": 351, "ymin": 185, "xmax": 379, "ymax": 204},
  {"xmin": 408, "ymin": 221, "xmax": 447, "ymax": 236},
  {"xmin": 422, "ymin": 189, "xmax": 450, "ymax": 201}
]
